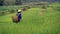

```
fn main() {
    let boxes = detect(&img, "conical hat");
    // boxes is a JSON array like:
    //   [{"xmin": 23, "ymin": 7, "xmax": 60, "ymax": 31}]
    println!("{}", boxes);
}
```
[{"xmin": 18, "ymin": 10, "xmax": 22, "ymax": 12}]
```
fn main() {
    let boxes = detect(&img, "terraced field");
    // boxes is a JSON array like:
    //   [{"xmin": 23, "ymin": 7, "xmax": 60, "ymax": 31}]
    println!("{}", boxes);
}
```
[{"xmin": 0, "ymin": 5, "xmax": 60, "ymax": 34}]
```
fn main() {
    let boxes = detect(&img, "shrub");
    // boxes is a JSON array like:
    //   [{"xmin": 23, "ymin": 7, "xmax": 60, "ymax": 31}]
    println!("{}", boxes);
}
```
[
  {"xmin": 56, "ymin": 7, "xmax": 60, "ymax": 11},
  {"xmin": 21, "ymin": 8, "xmax": 26, "ymax": 11},
  {"xmin": 10, "ymin": 9, "xmax": 15, "ymax": 13},
  {"xmin": 0, "ymin": 11, "xmax": 6, "ymax": 16}
]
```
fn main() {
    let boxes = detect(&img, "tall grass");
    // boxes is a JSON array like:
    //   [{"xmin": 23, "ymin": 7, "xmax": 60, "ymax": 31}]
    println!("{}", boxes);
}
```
[{"xmin": 0, "ymin": 7, "xmax": 60, "ymax": 34}]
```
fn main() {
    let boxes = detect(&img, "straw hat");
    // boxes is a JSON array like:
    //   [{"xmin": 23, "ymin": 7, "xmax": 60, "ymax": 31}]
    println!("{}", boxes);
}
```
[{"xmin": 18, "ymin": 9, "xmax": 22, "ymax": 12}]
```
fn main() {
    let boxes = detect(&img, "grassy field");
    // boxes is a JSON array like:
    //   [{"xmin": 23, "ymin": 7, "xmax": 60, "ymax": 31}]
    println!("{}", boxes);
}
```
[{"xmin": 0, "ymin": 5, "xmax": 60, "ymax": 34}]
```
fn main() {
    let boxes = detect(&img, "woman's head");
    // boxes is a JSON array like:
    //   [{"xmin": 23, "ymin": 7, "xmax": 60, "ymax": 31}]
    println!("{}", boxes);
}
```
[{"xmin": 18, "ymin": 12, "xmax": 21, "ymax": 13}]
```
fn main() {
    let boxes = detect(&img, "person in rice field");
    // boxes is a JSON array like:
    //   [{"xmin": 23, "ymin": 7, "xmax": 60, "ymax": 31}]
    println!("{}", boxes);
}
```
[{"xmin": 16, "ymin": 9, "xmax": 22, "ymax": 22}]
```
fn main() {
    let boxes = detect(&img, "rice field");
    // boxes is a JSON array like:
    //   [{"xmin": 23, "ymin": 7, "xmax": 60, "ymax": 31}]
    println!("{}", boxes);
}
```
[{"xmin": 0, "ymin": 4, "xmax": 60, "ymax": 34}]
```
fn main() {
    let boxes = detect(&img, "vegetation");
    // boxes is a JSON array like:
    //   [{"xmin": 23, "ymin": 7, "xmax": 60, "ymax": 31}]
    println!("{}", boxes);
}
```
[
  {"xmin": 0, "ymin": 5, "xmax": 26, "ymax": 15},
  {"xmin": 0, "ymin": 3, "xmax": 60, "ymax": 34}
]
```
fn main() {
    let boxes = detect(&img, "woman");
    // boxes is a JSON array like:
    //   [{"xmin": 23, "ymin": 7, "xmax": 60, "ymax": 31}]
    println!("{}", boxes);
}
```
[{"xmin": 16, "ymin": 9, "xmax": 22, "ymax": 22}]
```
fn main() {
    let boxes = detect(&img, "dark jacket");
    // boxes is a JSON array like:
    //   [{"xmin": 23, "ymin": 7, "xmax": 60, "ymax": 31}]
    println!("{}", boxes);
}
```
[{"xmin": 16, "ymin": 13, "xmax": 22, "ymax": 21}]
